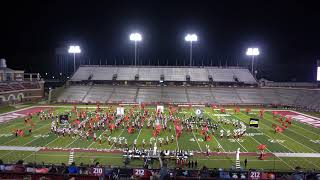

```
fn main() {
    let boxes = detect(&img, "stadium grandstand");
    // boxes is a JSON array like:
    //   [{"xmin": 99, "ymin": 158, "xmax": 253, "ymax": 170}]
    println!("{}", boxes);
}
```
[
  {"xmin": 56, "ymin": 65, "xmax": 320, "ymax": 111},
  {"xmin": 2, "ymin": 1, "xmax": 320, "ymax": 179},
  {"xmin": 0, "ymin": 59, "xmax": 44, "ymax": 105}
]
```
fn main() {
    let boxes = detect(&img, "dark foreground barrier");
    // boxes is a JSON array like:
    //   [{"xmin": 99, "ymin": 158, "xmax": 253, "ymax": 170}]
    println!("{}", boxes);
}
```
[{"xmin": 0, "ymin": 163, "xmax": 320, "ymax": 179}]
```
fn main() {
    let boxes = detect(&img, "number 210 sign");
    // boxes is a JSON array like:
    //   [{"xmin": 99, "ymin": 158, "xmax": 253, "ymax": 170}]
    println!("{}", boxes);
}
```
[{"xmin": 92, "ymin": 167, "xmax": 104, "ymax": 176}]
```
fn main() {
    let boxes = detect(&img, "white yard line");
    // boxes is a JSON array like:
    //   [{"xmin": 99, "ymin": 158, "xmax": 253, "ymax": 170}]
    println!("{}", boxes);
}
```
[
  {"xmin": 191, "ymin": 130, "xmax": 202, "ymax": 152},
  {"xmin": 237, "ymin": 112, "xmax": 318, "ymax": 169},
  {"xmin": 0, "ymin": 137, "xmax": 41, "ymax": 159},
  {"xmin": 43, "ymin": 135, "xmax": 61, "ymax": 147},
  {"xmin": 3, "ymin": 123, "xmax": 51, "ymax": 145},
  {"xmin": 214, "ymin": 110, "xmax": 292, "ymax": 169},
  {"xmin": 205, "ymin": 111, "xmax": 248, "ymax": 152},
  {"xmin": 263, "ymin": 114, "xmax": 320, "ymax": 144},
  {"xmin": 202, "ymin": 110, "xmax": 226, "ymax": 152},
  {"xmin": 109, "ymin": 129, "xmax": 125, "ymax": 150},
  {"xmin": 0, "ymin": 123, "xmax": 55, "ymax": 160},
  {"xmin": 64, "ymin": 137, "xmax": 80, "ymax": 148},
  {"xmin": 0, "ymin": 106, "xmax": 35, "ymax": 116},
  {"xmin": 287, "ymin": 122, "xmax": 320, "ymax": 137},
  {"xmin": 212, "ymin": 135, "xmax": 226, "ymax": 152},
  {"xmin": 241, "ymin": 131, "xmax": 294, "ymax": 169},
  {"xmin": 250, "ymin": 113, "xmax": 317, "ymax": 153},
  {"xmin": 0, "ymin": 123, "xmax": 25, "ymax": 131},
  {"xmin": 23, "ymin": 152, "xmax": 37, "ymax": 161},
  {"xmin": 135, "ymin": 129, "xmax": 143, "ymax": 141},
  {"xmin": 87, "ymin": 129, "xmax": 109, "ymax": 149},
  {"xmin": 174, "ymin": 125, "xmax": 180, "ymax": 151}
]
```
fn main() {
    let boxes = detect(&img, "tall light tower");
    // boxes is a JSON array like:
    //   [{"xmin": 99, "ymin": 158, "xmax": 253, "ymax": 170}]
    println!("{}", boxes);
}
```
[
  {"xmin": 185, "ymin": 34, "xmax": 198, "ymax": 66},
  {"xmin": 129, "ymin": 33, "xmax": 142, "ymax": 66},
  {"xmin": 246, "ymin": 47, "xmax": 260, "ymax": 74},
  {"xmin": 68, "ymin": 45, "xmax": 81, "ymax": 73}
]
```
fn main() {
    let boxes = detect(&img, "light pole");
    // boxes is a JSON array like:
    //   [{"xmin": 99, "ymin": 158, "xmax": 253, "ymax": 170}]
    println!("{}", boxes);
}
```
[
  {"xmin": 129, "ymin": 33, "xmax": 142, "ymax": 66},
  {"xmin": 185, "ymin": 34, "xmax": 198, "ymax": 66},
  {"xmin": 246, "ymin": 47, "xmax": 260, "ymax": 74},
  {"xmin": 68, "ymin": 45, "xmax": 81, "ymax": 73}
]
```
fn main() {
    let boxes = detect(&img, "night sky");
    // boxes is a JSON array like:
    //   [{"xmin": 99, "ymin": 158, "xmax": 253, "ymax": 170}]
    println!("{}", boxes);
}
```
[{"xmin": 0, "ymin": 0, "xmax": 320, "ymax": 81}]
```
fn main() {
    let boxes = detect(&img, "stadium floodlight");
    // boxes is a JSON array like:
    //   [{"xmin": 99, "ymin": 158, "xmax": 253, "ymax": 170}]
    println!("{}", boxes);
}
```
[
  {"xmin": 185, "ymin": 34, "xmax": 198, "ymax": 66},
  {"xmin": 129, "ymin": 33, "xmax": 142, "ymax": 66},
  {"xmin": 68, "ymin": 45, "xmax": 81, "ymax": 73},
  {"xmin": 246, "ymin": 47, "xmax": 260, "ymax": 74}
]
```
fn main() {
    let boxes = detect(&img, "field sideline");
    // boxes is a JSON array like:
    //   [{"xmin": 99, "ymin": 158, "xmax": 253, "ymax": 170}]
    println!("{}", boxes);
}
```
[{"xmin": 0, "ymin": 105, "xmax": 319, "ymax": 171}]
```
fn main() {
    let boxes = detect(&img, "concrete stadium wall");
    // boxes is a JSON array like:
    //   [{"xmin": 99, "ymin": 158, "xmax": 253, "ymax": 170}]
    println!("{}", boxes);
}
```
[{"xmin": 0, "ymin": 89, "xmax": 44, "ymax": 105}]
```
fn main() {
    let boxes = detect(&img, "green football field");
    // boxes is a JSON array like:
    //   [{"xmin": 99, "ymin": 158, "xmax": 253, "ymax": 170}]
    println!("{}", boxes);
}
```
[{"xmin": 0, "ymin": 105, "xmax": 319, "ymax": 171}]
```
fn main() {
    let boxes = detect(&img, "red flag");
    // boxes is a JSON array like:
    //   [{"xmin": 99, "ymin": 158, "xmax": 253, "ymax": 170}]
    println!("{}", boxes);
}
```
[
  {"xmin": 128, "ymin": 127, "xmax": 134, "ymax": 134},
  {"xmin": 275, "ymin": 126, "xmax": 284, "ymax": 133},
  {"xmin": 109, "ymin": 124, "xmax": 115, "ymax": 130},
  {"xmin": 257, "ymin": 144, "xmax": 267, "ymax": 151},
  {"xmin": 175, "ymin": 125, "xmax": 182, "ymax": 138},
  {"xmin": 18, "ymin": 129, "xmax": 24, "ymax": 136},
  {"xmin": 201, "ymin": 126, "xmax": 209, "ymax": 135}
]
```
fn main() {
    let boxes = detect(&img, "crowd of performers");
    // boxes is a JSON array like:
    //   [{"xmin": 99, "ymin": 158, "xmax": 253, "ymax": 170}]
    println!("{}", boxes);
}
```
[
  {"xmin": 13, "ymin": 110, "xmax": 56, "ymax": 137},
  {"xmin": 14, "ymin": 105, "xmax": 251, "ymax": 154},
  {"xmin": 48, "ymin": 107, "xmax": 248, "ymax": 150}
]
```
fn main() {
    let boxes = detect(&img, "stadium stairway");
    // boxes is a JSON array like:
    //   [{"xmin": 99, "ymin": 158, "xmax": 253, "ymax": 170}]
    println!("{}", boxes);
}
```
[
  {"xmin": 235, "ymin": 159, "xmax": 241, "ymax": 169},
  {"xmin": 209, "ymin": 86, "xmax": 217, "ymax": 103},
  {"xmin": 68, "ymin": 149, "xmax": 75, "ymax": 165},
  {"xmin": 185, "ymin": 87, "xmax": 190, "ymax": 103},
  {"xmin": 234, "ymin": 88, "xmax": 244, "ymax": 104},
  {"xmin": 107, "ymin": 86, "xmax": 117, "ymax": 103},
  {"xmin": 81, "ymin": 85, "xmax": 93, "ymax": 102},
  {"xmin": 134, "ymin": 87, "xmax": 139, "ymax": 103}
]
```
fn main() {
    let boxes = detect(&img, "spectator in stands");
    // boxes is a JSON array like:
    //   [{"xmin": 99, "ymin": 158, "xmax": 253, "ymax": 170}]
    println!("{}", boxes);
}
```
[
  {"xmin": 25, "ymin": 163, "xmax": 35, "ymax": 173},
  {"xmin": 244, "ymin": 158, "xmax": 248, "ymax": 168},
  {"xmin": 79, "ymin": 163, "xmax": 89, "ymax": 175},
  {"xmin": 200, "ymin": 166, "xmax": 209, "ymax": 178},
  {"xmin": 4, "ymin": 164, "xmax": 14, "ymax": 172},
  {"xmin": 58, "ymin": 163, "xmax": 69, "ymax": 174},
  {"xmin": 13, "ymin": 160, "xmax": 25, "ymax": 173},
  {"xmin": 219, "ymin": 170, "xmax": 231, "ymax": 179},
  {"xmin": 48, "ymin": 164, "xmax": 58, "ymax": 174},
  {"xmin": 68, "ymin": 162, "xmax": 79, "ymax": 174},
  {"xmin": 104, "ymin": 165, "xmax": 113, "ymax": 179},
  {"xmin": 211, "ymin": 168, "xmax": 219, "ymax": 178},
  {"xmin": 231, "ymin": 173, "xmax": 239, "ymax": 179},
  {"xmin": 0, "ymin": 160, "xmax": 4, "ymax": 172},
  {"xmin": 35, "ymin": 165, "xmax": 49, "ymax": 174},
  {"xmin": 159, "ymin": 163, "xmax": 169, "ymax": 180}
]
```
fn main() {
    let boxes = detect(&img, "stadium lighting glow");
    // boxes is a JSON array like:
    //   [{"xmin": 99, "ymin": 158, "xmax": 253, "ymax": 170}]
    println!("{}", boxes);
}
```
[
  {"xmin": 129, "ymin": 33, "xmax": 142, "ymax": 66},
  {"xmin": 68, "ymin": 45, "xmax": 81, "ymax": 73},
  {"xmin": 68, "ymin": 45, "xmax": 81, "ymax": 53},
  {"xmin": 246, "ymin": 47, "xmax": 260, "ymax": 75},
  {"xmin": 129, "ymin": 33, "xmax": 142, "ymax": 41},
  {"xmin": 246, "ymin": 48, "xmax": 260, "ymax": 56},
  {"xmin": 185, "ymin": 34, "xmax": 198, "ymax": 42},
  {"xmin": 317, "ymin": 67, "xmax": 320, "ymax": 81},
  {"xmin": 185, "ymin": 34, "xmax": 198, "ymax": 66}
]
